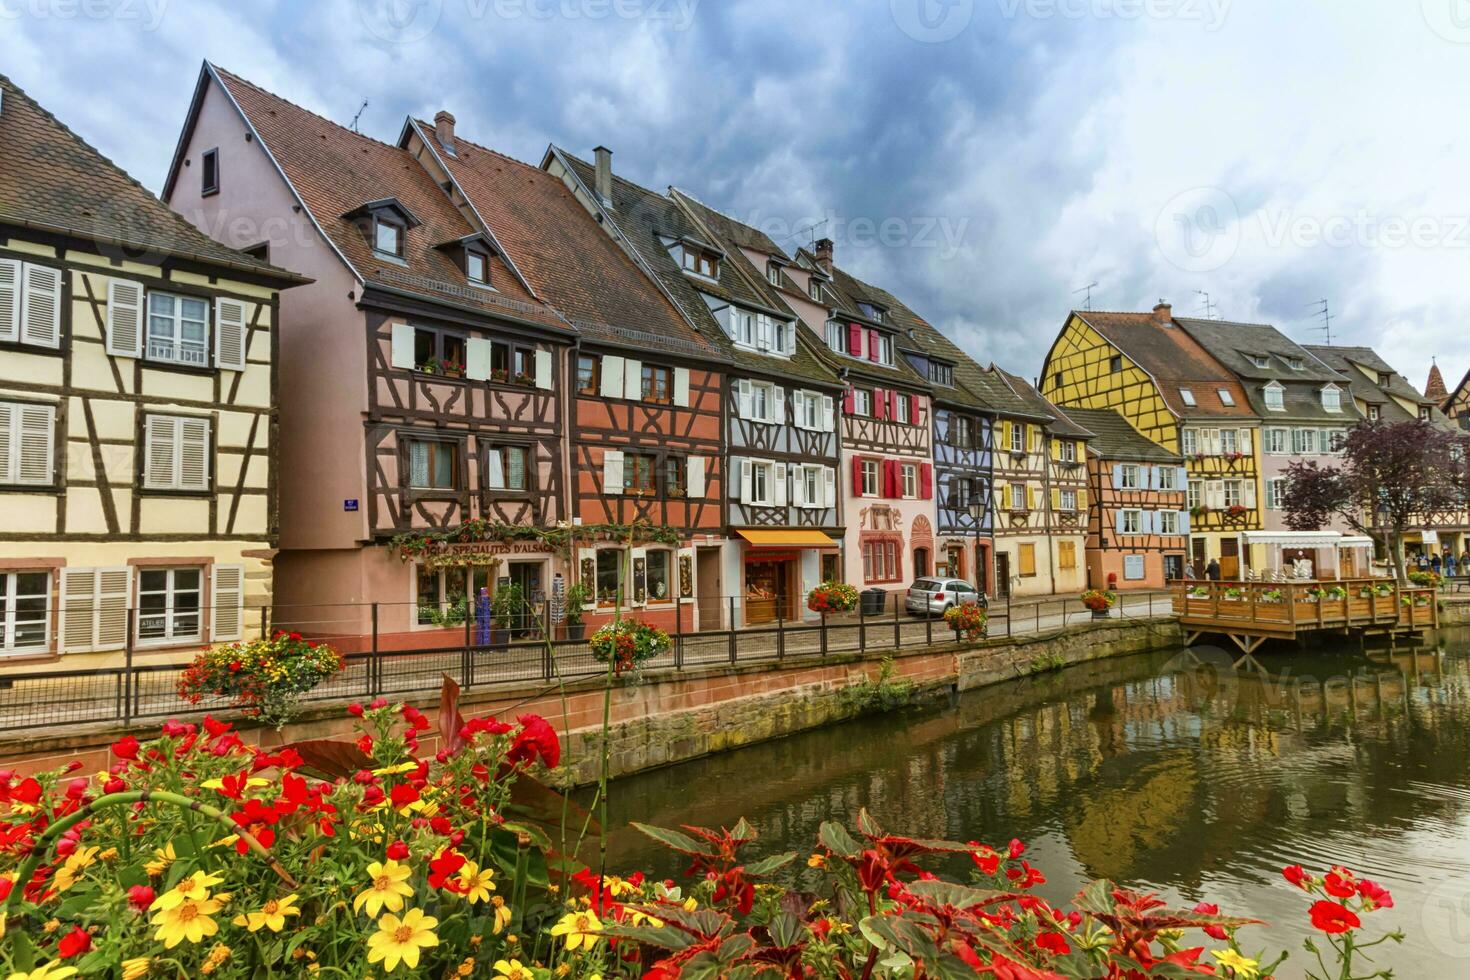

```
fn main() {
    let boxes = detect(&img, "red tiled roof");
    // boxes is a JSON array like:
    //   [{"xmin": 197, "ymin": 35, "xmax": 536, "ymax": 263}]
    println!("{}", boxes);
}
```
[
  {"xmin": 0, "ymin": 72, "xmax": 302, "ymax": 283},
  {"xmin": 211, "ymin": 68, "xmax": 563, "ymax": 329},
  {"xmin": 1075, "ymin": 310, "xmax": 1256, "ymax": 419}
]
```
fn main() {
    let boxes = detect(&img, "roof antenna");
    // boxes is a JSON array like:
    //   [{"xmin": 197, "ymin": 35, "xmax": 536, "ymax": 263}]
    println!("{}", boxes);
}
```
[
  {"xmin": 1072, "ymin": 281, "xmax": 1098, "ymax": 311},
  {"xmin": 780, "ymin": 218, "xmax": 829, "ymax": 250},
  {"xmin": 1306, "ymin": 299, "xmax": 1334, "ymax": 345},
  {"xmin": 1195, "ymin": 289, "xmax": 1218, "ymax": 320},
  {"xmin": 349, "ymin": 99, "xmax": 370, "ymax": 134}
]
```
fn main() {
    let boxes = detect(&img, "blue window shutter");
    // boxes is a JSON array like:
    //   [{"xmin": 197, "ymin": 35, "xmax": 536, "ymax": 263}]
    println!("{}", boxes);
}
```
[{"xmin": 1179, "ymin": 509, "xmax": 1191, "ymax": 534}]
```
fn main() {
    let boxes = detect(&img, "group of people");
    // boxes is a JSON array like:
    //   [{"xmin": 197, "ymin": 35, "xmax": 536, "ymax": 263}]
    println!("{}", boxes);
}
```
[{"xmin": 1415, "ymin": 550, "xmax": 1469, "ymax": 578}]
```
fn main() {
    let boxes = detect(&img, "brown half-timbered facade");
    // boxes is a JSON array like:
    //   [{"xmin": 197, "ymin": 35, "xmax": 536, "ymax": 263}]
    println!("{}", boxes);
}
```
[
  {"xmin": 165, "ymin": 65, "xmax": 575, "ymax": 645},
  {"xmin": 0, "ymin": 72, "xmax": 305, "ymax": 671}
]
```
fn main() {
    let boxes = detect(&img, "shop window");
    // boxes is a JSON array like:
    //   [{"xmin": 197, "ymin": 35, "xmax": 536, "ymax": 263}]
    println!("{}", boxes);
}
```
[
  {"xmin": 596, "ymin": 549, "xmax": 625, "ymax": 603},
  {"xmin": 646, "ymin": 550, "xmax": 672, "ymax": 602},
  {"xmin": 137, "ymin": 567, "xmax": 201, "ymax": 644}
]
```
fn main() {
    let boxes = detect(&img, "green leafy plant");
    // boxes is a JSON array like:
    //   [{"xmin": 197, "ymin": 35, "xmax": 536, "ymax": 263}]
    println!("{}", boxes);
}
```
[
  {"xmin": 588, "ymin": 619, "xmax": 670, "ymax": 677},
  {"xmin": 176, "ymin": 631, "xmax": 343, "ymax": 729},
  {"xmin": 492, "ymin": 583, "xmax": 525, "ymax": 630},
  {"xmin": 1029, "ymin": 651, "xmax": 1066, "ymax": 674},
  {"xmin": 839, "ymin": 655, "xmax": 916, "ymax": 713},
  {"xmin": 563, "ymin": 581, "xmax": 592, "ymax": 626}
]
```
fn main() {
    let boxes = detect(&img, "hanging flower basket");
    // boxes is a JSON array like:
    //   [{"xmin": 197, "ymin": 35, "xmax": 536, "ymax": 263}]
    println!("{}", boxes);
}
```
[
  {"xmin": 177, "ymin": 632, "xmax": 343, "ymax": 729},
  {"xmin": 806, "ymin": 581, "xmax": 859, "ymax": 614},
  {"xmin": 943, "ymin": 603, "xmax": 988, "ymax": 641},
  {"xmin": 589, "ymin": 619, "xmax": 670, "ymax": 676},
  {"xmin": 1080, "ymin": 589, "xmax": 1117, "ymax": 616}
]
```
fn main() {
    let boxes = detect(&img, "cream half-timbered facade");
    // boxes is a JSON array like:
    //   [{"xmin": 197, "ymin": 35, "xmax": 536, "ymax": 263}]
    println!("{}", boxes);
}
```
[{"xmin": 1, "ymin": 242, "xmax": 285, "ymax": 668}]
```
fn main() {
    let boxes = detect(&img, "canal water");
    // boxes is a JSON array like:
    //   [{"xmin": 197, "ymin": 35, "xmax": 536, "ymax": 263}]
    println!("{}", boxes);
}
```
[{"xmin": 601, "ymin": 630, "xmax": 1470, "ymax": 977}]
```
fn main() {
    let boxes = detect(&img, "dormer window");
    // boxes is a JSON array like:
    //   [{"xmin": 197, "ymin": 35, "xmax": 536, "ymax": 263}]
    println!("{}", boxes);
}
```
[
  {"xmin": 808, "ymin": 278, "xmax": 822, "ymax": 301},
  {"xmin": 466, "ymin": 250, "xmax": 489, "ymax": 285},
  {"xmin": 435, "ymin": 234, "xmax": 497, "ymax": 288},
  {"xmin": 1248, "ymin": 354, "xmax": 1269, "ymax": 368},
  {"xmin": 1420, "ymin": 405, "xmax": 1432, "ymax": 421},
  {"xmin": 858, "ymin": 302, "xmax": 886, "ymax": 323},
  {"xmin": 343, "ymin": 198, "xmax": 421, "ymax": 262},
  {"xmin": 681, "ymin": 248, "xmax": 718, "ymax": 278},
  {"xmin": 1287, "ymin": 357, "xmax": 1304, "ymax": 371},
  {"xmin": 1378, "ymin": 372, "xmax": 1392, "ymax": 387},
  {"xmin": 1368, "ymin": 404, "xmax": 1381, "ymax": 422},
  {"xmin": 929, "ymin": 361, "xmax": 953, "ymax": 387},
  {"xmin": 1264, "ymin": 382, "xmax": 1285, "ymax": 411},
  {"xmin": 1321, "ymin": 384, "xmax": 1342, "ymax": 413},
  {"xmin": 767, "ymin": 262, "xmax": 781, "ymax": 286},
  {"xmin": 374, "ymin": 218, "xmax": 403, "ymax": 257}
]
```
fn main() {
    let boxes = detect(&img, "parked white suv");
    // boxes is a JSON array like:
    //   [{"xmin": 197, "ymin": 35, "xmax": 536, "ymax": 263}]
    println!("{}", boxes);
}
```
[{"xmin": 905, "ymin": 578, "xmax": 987, "ymax": 616}]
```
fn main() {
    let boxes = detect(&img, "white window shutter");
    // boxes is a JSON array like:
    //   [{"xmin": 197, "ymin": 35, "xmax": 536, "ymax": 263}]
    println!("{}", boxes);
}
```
[
  {"xmin": 214, "ymin": 298, "xmax": 247, "ymax": 370},
  {"xmin": 96, "ymin": 567, "xmax": 131, "ymax": 649},
  {"xmin": 105, "ymin": 279, "xmax": 144, "ymax": 357},
  {"xmin": 144, "ymin": 415, "xmax": 177, "ymax": 489},
  {"xmin": 465, "ymin": 338, "xmax": 492, "ymax": 381},
  {"xmin": 686, "ymin": 455, "xmax": 705, "ymax": 498},
  {"xmin": 602, "ymin": 449, "xmax": 624, "ymax": 494},
  {"xmin": 20, "ymin": 263, "xmax": 62, "ymax": 348},
  {"xmin": 756, "ymin": 315, "xmax": 770, "ymax": 350},
  {"xmin": 16, "ymin": 403, "xmax": 54, "ymax": 486},
  {"xmin": 0, "ymin": 403, "xmax": 10, "ymax": 483},
  {"xmin": 775, "ymin": 462, "xmax": 789, "ymax": 507},
  {"xmin": 210, "ymin": 563, "xmax": 244, "ymax": 642},
  {"xmin": 1243, "ymin": 479, "xmax": 1257, "ymax": 509},
  {"xmin": 824, "ymin": 466, "xmax": 836, "ymax": 507},
  {"xmin": 179, "ymin": 417, "xmax": 211, "ymax": 490},
  {"xmin": 623, "ymin": 358, "xmax": 643, "ymax": 400},
  {"xmin": 0, "ymin": 258, "xmax": 18, "ymax": 343},
  {"xmin": 390, "ymin": 323, "xmax": 415, "ymax": 369},
  {"xmin": 600, "ymin": 355, "xmax": 625, "ymax": 398},
  {"xmin": 673, "ymin": 367, "xmax": 690, "ymax": 407},
  {"xmin": 773, "ymin": 386, "xmax": 785, "ymax": 424},
  {"xmin": 822, "ymin": 395, "xmax": 835, "ymax": 432},
  {"xmin": 485, "ymin": 447, "xmax": 505, "ymax": 489},
  {"xmin": 1239, "ymin": 429, "xmax": 1252, "ymax": 453},
  {"xmin": 737, "ymin": 379, "xmax": 752, "ymax": 418},
  {"xmin": 739, "ymin": 457, "xmax": 753, "ymax": 505},
  {"xmin": 60, "ymin": 568, "xmax": 99, "ymax": 653},
  {"xmin": 728, "ymin": 454, "xmax": 743, "ymax": 500},
  {"xmin": 534, "ymin": 348, "xmax": 553, "ymax": 390}
]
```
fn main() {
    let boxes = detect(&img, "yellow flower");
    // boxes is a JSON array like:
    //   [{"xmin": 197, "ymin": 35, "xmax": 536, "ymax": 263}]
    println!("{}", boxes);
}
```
[
  {"xmin": 456, "ymin": 861, "xmax": 495, "ymax": 904},
  {"xmin": 682, "ymin": 896, "xmax": 698, "ymax": 911},
  {"xmin": 233, "ymin": 893, "xmax": 300, "ymax": 932},
  {"xmin": 807, "ymin": 853, "xmax": 827, "ymax": 868},
  {"xmin": 370, "ymin": 762, "xmax": 418, "ymax": 776},
  {"xmin": 200, "ymin": 944, "xmax": 232, "ymax": 975},
  {"xmin": 1211, "ymin": 949, "xmax": 1260, "ymax": 978},
  {"xmin": 625, "ymin": 907, "xmax": 664, "ymax": 928},
  {"xmin": 366, "ymin": 907, "xmax": 440, "ymax": 973},
  {"xmin": 493, "ymin": 960, "xmax": 534, "ymax": 980},
  {"xmin": 120, "ymin": 958, "xmax": 151, "ymax": 980},
  {"xmin": 353, "ymin": 860, "xmax": 414, "ymax": 917},
  {"xmin": 151, "ymin": 895, "xmax": 223, "ymax": 948},
  {"xmin": 549, "ymin": 909, "xmax": 603, "ymax": 951},
  {"xmin": 491, "ymin": 896, "xmax": 512, "ymax": 934},
  {"xmin": 150, "ymin": 870, "xmax": 224, "ymax": 911},
  {"xmin": 5, "ymin": 963, "xmax": 79, "ymax": 980},
  {"xmin": 144, "ymin": 842, "xmax": 176, "ymax": 877},
  {"xmin": 201, "ymin": 776, "xmax": 269, "ymax": 794}
]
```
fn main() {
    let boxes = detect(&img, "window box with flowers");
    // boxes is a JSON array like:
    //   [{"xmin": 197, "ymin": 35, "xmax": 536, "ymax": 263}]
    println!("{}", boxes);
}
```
[
  {"xmin": 420, "ymin": 355, "xmax": 464, "ymax": 379},
  {"xmin": 806, "ymin": 581, "xmax": 859, "ymax": 616}
]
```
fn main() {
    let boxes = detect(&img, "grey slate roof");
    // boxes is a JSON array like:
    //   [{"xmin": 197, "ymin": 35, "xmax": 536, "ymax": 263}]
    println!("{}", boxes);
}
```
[
  {"xmin": 1176, "ymin": 318, "xmax": 1363, "ymax": 423},
  {"xmin": 1304, "ymin": 344, "xmax": 1456, "ymax": 429},
  {"xmin": 996, "ymin": 370, "xmax": 1094, "ymax": 439},
  {"xmin": 1061, "ymin": 408, "xmax": 1180, "ymax": 462}
]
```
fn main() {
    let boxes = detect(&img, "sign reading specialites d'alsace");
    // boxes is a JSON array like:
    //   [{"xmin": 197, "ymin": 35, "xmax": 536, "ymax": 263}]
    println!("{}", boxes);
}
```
[{"xmin": 420, "ymin": 540, "xmax": 558, "ymax": 566}]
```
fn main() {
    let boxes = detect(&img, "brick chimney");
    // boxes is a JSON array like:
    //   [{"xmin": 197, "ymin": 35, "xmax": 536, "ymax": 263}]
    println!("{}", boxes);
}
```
[
  {"xmin": 434, "ymin": 110, "xmax": 456, "ymax": 152},
  {"xmin": 1152, "ymin": 301, "xmax": 1173, "ymax": 326},
  {"xmin": 814, "ymin": 237, "xmax": 834, "ymax": 274},
  {"xmin": 594, "ymin": 146, "xmax": 613, "ymax": 206}
]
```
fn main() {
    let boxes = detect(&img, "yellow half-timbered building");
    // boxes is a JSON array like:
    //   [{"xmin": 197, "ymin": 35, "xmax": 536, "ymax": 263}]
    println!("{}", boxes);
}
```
[
  {"xmin": 1041, "ymin": 304, "xmax": 1262, "ymax": 577},
  {"xmin": 0, "ymin": 75, "xmax": 304, "ymax": 670}
]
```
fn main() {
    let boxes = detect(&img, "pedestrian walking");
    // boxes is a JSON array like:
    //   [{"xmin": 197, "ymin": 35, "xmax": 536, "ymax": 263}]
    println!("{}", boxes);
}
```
[
  {"xmin": 1431, "ymin": 553, "xmax": 1443, "ymax": 576},
  {"xmin": 1206, "ymin": 558, "xmax": 1221, "ymax": 581},
  {"xmin": 1447, "ymin": 553, "xmax": 1459, "ymax": 579}
]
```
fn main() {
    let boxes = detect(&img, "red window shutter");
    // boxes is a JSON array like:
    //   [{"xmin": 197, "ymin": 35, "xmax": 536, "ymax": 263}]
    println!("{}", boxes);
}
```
[
  {"xmin": 847, "ymin": 323, "xmax": 863, "ymax": 356},
  {"xmin": 873, "ymin": 388, "xmax": 887, "ymax": 420},
  {"xmin": 920, "ymin": 463, "xmax": 933, "ymax": 499},
  {"xmin": 844, "ymin": 387, "xmax": 855, "ymax": 415},
  {"xmin": 890, "ymin": 390, "xmax": 900, "ymax": 419},
  {"xmin": 883, "ymin": 460, "xmax": 898, "ymax": 498},
  {"xmin": 852, "ymin": 456, "xmax": 865, "ymax": 495},
  {"xmin": 909, "ymin": 394, "xmax": 920, "ymax": 424},
  {"xmin": 867, "ymin": 329, "xmax": 880, "ymax": 362}
]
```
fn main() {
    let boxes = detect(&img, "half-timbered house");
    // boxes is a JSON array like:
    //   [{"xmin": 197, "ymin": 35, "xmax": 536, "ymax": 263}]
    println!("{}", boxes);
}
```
[
  {"xmin": 0, "ymin": 73, "xmax": 305, "ymax": 670},
  {"xmin": 1042, "ymin": 303, "xmax": 1263, "ymax": 578},
  {"xmin": 543, "ymin": 150, "xmax": 841, "ymax": 627},
  {"xmin": 1061, "ymin": 409, "xmax": 1187, "ymax": 589},
  {"xmin": 164, "ymin": 65, "xmax": 573, "ymax": 644}
]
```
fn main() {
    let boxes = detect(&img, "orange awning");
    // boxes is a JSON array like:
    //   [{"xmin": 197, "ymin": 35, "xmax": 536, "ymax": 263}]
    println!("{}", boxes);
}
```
[{"xmin": 736, "ymin": 529, "xmax": 838, "ymax": 548}]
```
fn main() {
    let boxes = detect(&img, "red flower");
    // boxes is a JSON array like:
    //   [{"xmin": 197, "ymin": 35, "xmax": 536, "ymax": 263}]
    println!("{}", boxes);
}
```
[
  {"xmin": 1192, "ymin": 901, "xmax": 1228, "ymax": 941},
  {"xmin": 507, "ymin": 714, "xmax": 561, "ymax": 769},
  {"xmin": 128, "ymin": 885, "xmax": 155, "ymax": 911},
  {"xmin": 1035, "ymin": 931, "xmax": 1070, "ymax": 956},
  {"xmin": 1324, "ymin": 866, "xmax": 1358, "ymax": 899},
  {"xmin": 1282, "ymin": 864, "xmax": 1311, "ymax": 890},
  {"xmin": 386, "ymin": 840, "xmax": 410, "ymax": 861},
  {"xmin": 1357, "ymin": 878, "xmax": 1394, "ymax": 910},
  {"xmin": 347, "ymin": 703, "xmax": 365, "ymax": 717},
  {"xmin": 389, "ymin": 784, "xmax": 420, "ymax": 811},
  {"xmin": 428, "ymin": 850, "xmax": 467, "ymax": 890},
  {"xmin": 969, "ymin": 845, "xmax": 1000, "ymax": 876},
  {"xmin": 1007, "ymin": 838, "xmax": 1026, "ymax": 859},
  {"xmin": 57, "ymin": 926, "xmax": 91, "ymax": 958},
  {"xmin": 111, "ymin": 735, "xmax": 140, "ymax": 761},
  {"xmin": 1309, "ymin": 900, "xmax": 1361, "ymax": 935}
]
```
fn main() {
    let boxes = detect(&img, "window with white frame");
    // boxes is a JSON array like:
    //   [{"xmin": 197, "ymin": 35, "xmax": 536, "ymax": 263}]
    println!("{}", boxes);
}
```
[
  {"xmin": 852, "ymin": 389, "xmax": 873, "ymax": 417},
  {"xmin": 1218, "ymin": 389, "xmax": 1235, "ymax": 406},
  {"xmin": 1010, "ymin": 483, "xmax": 1027, "ymax": 510},
  {"xmin": 1249, "ymin": 354, "xmax": 1269, "ymax": 368},
  {"xmin": 1158, "ymin": 467, "xmax": 1178, "ymax": 490},
  {"xmin": 894, "ymin": 395, "xmax": 911, "ymax": 424},
  {"xmin": 1288, "ymin": 357, "xmax": 1304, "ymax": 371},
  {"xmin": 1223, "ymin": 480, "xmax": 1243, "ymax": 507},
  {"xmin": 901, "ymin": 463, "xmax": 917, "ymax": 498},
  {"xmin": 1325, "ymin": 429, "xmax": 1346, "ymax": 453},
  {"xmin": 146, "ymin": 292, "xmax": 210, "ymax": 367},
  {"xmin": 1179, "ymin": 388, "xmax": 1197, "ymax": 407},
  {"xmin": 1120, "ymin": 464, "xmax": 1141, "ymax": 489},
  {"xmin": 1264, "ymin": 383, "xmax": 1285, "ymax": 411},
  {"xmin": 1265, "ymin": 478, "xmax": 1285, "ymax": 510},
  {"xmin": 809, "ymin": 278, "xmax": 823, "ymax": 301},
  {"xmin": 861, "ymin": 459, "xmax": 879, "ymax": 496},
  {"xmin": 873, "ymin": 333, "xmax": 893, "ymax": 365},
  {"xmin": 1368, "ymin": 404, "xmax": 1381, "ymax": 422},
  {"xmin": 1060, "ymin": 488, "xmax": 1078, "ymax": 511},
  {"xmin": 767, "ymin": 262, "xmax": 781, "ymax": 286},
  {"xmin": 825, "ymin": 319, "xmax": 844, "ymax": 353},
  {"xmin": 734, "ymin": 309, "xmax": 756, "ymax": 348},
  {"xmin": 646, "ymin": 549, "xmax": 673, "ymax": 602},
  {"xmin": 748, "ymin": 460, "xmax": 773, "ymax": 505},
  {"xmin": 1267, "ymin": 428, "xmax": 1287, "ymax": 454},
  {"xmin": 0, "ymin": 401, "xmax": 55, "ymax": 487},
  {"xmin": 749, "ymin": 381, "xmax": 774, "ymax": 423},
  {"xmin": 1292, "ymin": 428, "xmax": 1318, "ymax": 454},
  {"xmin": 1158, "ymin": 511, "xmax": 1180, "ymax": 534},
  {"xmin": 797, "ymin": 390, "xmax": 821, "ymax": 429},
  {"xmin": 1181, "ymin": 429, "xmax": 1197, "ymax": 455},
  {"xmin": 1187, "ymin": 480, "xmax": 1202, "ymax": 509},
  {"xmin": 799, "ymin": 465, "xmax": 822, "ymax": 507},
  {"xmin": 1060, "ymin": 440, "xmax": 1076, "ymax": 462},
  {"xmin": 137, "ymin": 567, "xmax": 202, "ymax": 644},
  {"xmin": 1120, "ymin": 509, "xmax": 1142, "ymax": 534},
  {"xmin": 143, "ymin": 415, "xmax": 210, "ymax": 492},
  {"xmin": 1221, "ymin": 429, "xmax": 1238, "ymax": 455},
  {"xmin": 1321, "ymin": 385, "xmax": 1342, "ymax": 412},
  {"xmin": 1010, "ymin": 423, "xmax": 1025, "ymax": 453},
  {"xmin": 1, "ymin": 570, "xmax": 49, "ymax": 654}
]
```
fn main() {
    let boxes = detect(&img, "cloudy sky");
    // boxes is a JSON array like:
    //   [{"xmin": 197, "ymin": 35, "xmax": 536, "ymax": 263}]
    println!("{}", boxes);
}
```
[{"xmin": 6, "ymin": 0, "xmax": 1468, "ymax": 391}]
